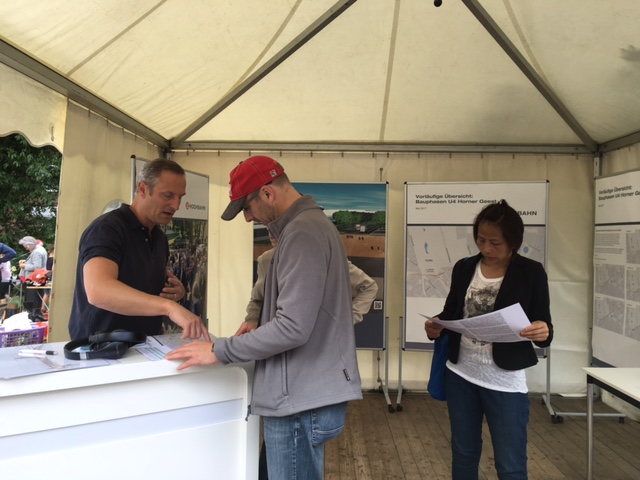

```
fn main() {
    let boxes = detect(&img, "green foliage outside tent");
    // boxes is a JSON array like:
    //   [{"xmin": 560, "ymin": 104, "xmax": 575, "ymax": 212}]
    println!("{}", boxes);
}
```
[
  {"xmin": 331, "ymin": 210, "xmax": 386, "ymax": 233},
  {"xmin": 0, "ymin": 133, "xmax": 62, "ymax": 252}
]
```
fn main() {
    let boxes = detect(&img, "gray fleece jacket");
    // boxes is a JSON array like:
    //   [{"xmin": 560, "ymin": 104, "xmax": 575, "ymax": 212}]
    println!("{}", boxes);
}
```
[{"xmin": 214, "ymin": 195, "xmax": 363, "ymax": 416}]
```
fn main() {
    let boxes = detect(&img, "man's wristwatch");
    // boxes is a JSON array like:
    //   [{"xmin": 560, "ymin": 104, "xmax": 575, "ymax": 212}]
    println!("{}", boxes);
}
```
[{"xmin": 211, "ymin": 342, "xmax": 215, "ymax": 353}]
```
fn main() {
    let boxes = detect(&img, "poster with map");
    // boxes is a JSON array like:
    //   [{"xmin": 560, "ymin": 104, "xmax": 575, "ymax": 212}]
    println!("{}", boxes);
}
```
[
  {"xmin": 403, "ymin": 182, "xmax": 548, "ymax": 350},
  {"xmin": 593, "ymin": 169, "xmax": 640, "ymax": 367}
]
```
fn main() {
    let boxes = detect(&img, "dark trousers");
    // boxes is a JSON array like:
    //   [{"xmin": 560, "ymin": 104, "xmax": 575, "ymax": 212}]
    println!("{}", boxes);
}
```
[
  {"xmin": 259, "ymin": 441, "xmax": 268, "ymax": 480},
  {"xmin": 24, "ymin": 287, "xmax": 41, "ymax": 314}
]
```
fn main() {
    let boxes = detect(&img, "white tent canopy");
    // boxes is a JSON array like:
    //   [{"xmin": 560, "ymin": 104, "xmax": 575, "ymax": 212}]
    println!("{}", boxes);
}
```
[{"xmin": 2, "ymin": 0, "xmax": 640, "ymax": 153}]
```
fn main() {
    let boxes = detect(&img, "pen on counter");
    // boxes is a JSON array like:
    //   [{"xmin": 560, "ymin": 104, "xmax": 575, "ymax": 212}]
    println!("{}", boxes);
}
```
[{"xmin": 18, "ymin": 349, "xmax": 58, "ymax": 357}]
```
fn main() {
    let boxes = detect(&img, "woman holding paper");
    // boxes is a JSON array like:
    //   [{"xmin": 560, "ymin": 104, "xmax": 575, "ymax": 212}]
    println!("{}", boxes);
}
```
[{"xmin": 424, "ymin": 199, "xmax": 553, "ymax": 480}]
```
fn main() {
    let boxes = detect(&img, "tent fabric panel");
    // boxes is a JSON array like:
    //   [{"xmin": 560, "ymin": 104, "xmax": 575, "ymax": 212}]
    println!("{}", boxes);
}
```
[
  {"xmin": 0, "ymin": 0, "xmax": 340, "ymax": 140},
  {"xmin": 384, "ymin": 0, "xmax": 581, "ymax": 145},
  {"xmin": 0, "ymin": 0, "xmax": 161, "ymax": 74},
  {"xmin": 188, "ymin": 0, "xmax": 395, "ymax": 143},
  {"xmin": 187, "ymin": 0, "xmax": 583, "ymax": 145},
  {"xmin": 3, "ymin": 0, "xmax": 640, "ymax": 148},
  {"xmin": 68, "ymin": 0, "xmax": 337, "ymax": 139},
  {"xmin": 483, "ymin": 0, "xmax": 640, "ymax": 143},
  {"xmin": 0, "ymin": 63, "xmax": 67, "ymax": 150}
]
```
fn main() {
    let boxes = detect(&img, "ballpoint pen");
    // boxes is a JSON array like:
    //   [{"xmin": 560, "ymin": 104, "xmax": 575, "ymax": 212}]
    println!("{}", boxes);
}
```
[{"xmin": 18, "ymin": 349, "xmax": 58, "ymax": 357}]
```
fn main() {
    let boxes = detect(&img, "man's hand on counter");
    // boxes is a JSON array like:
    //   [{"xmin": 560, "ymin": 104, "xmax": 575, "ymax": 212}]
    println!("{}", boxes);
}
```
[{"xmin": 165, "ymin": 341, "xmax": 218, "ymax": 371}]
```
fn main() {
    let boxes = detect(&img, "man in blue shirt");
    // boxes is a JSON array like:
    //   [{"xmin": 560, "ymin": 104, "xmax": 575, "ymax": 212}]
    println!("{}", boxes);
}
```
[{"xmin": 68, "ymin": 159, "xmax": 209, "ymax": 341}]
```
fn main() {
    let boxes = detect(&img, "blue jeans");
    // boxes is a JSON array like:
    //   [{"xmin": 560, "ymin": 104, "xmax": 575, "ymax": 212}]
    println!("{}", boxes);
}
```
[
  {"xmin": 445, "ymin": 368, "xmax": 530, "ymax": 480},
  {"xmin": 263, "ymin": 402, "xmax": 348, "ymax": 480}
]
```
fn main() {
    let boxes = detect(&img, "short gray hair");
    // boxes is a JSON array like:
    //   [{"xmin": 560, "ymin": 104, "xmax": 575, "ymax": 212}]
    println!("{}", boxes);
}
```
[{"xmin": 137, "ymin": 158, "xmax": 185, "ymax": 192}]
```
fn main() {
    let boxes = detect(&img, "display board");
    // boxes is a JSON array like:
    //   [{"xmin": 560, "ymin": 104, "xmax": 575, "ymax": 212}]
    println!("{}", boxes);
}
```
[
  {"xmin": 253, "ymin": 182, "xmax": 388, "ymax": 350},
  {"xmin": 133, "ymin": 156, "xmax": 210, "ymax": 327},
  {"xmin": 403, "ymin": 181, "xmax": 548, "ymax": 351},
  {"xmin": 593, "ymin": 169, "xmax": 640, "ymax": 367}
]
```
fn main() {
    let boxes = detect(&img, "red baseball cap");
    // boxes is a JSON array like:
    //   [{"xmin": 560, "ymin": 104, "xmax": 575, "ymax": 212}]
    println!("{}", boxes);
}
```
[{"xmin": 221, "ymin": 156, "xmax": 285, "ymax": 221}]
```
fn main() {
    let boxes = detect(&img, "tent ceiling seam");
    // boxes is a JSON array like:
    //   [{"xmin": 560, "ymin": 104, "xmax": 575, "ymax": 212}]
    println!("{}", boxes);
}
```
[
  {"xmin": 229, "ymin": 0, "xmax": 304, "ymax": 90},
  {"xmin": 378, "ymin": 0, "xmax": 401, "ymax": 141},
  {"xmin": 171, "ymin": 0, "xmax": 358, "ymax": 147},
  {"xmin": 503, "ymin": 0, "xmax": 550, "ymax": 86},
  {"xmin": 67, "ymin": 0, "xmax": 168, "ymax": 76}
]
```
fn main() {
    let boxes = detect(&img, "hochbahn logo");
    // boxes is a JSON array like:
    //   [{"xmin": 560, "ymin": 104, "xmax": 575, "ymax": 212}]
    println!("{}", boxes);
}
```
[{"xmin": 185, "ymin": 202, "xmax": 206, "ymax": 210}]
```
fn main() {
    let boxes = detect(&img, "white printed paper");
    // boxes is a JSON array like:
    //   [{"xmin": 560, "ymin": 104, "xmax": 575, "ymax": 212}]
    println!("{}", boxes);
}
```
[{"xmin": 424, "ymin": 303, "xmax": 531, "ymax": 343}]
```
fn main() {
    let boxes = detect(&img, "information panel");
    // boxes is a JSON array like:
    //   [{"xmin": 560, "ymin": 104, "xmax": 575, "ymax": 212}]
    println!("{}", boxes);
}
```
[
  {"xmin": 593, "ymin": 170, "xmax": 640, "ymax": 367},
  {"xmin": 403, "ymin": 181, "xmax": 548, "ymax": 350}
]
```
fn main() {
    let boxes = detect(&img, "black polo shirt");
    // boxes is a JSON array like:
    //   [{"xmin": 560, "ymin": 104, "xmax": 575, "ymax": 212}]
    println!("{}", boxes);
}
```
[{"xmin": 69, "ymin": 204, "xmax": 169, "ymax": 339}]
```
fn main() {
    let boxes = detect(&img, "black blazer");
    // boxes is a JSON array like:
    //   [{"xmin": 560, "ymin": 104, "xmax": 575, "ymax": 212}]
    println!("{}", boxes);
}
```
[{"xmin": 437, "ymin": 253, "xmax": 553, "ymax": 371}]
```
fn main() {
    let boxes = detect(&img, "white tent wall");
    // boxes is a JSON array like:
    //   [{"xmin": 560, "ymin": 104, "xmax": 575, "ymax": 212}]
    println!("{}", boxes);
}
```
[
  {"xmin": 49, "ymin": 102, "xmax": 160, "ymax": 341},
  {"xmin": 0, "ymin": 63, "xmax": 66, "ymax": 150},
  {"xmin": 173, "ymin": 150, "xmax": 594, "ymax": 394}
]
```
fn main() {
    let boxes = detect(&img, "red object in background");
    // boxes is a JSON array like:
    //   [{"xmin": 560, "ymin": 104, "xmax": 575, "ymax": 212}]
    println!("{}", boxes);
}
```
[{"xmin": 35, "ymin": 321, "xmax": 49, "ymax": 342}]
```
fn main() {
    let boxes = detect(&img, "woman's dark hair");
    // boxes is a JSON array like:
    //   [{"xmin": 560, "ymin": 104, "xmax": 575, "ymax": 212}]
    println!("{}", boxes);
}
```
[{"xmin": 473, "ymin": 199, "xmax": 524, "ymax": 254}]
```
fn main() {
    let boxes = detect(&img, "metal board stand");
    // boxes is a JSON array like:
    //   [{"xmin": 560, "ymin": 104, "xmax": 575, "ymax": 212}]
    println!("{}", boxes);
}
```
[
  {"xmin": 394, "ymin": 316, "xmax": 405, "ymax": 412},
  {"xmin": 540, "ymin": 347, "xmax": 625, "ymax": 423},
  {"xmin": 375, "ymin": 316, "xmax": 393, "ymax": 411}
]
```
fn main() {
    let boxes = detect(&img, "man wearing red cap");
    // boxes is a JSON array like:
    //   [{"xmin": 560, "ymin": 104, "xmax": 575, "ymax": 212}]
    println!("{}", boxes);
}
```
[{"xmin": 167, "ymin": 156, "xmax": 362, "ymax": 480}]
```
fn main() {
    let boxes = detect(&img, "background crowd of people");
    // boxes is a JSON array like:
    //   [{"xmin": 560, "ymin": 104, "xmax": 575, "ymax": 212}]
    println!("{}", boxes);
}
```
[{"xmin": 0, "ymin": 236, "xmax": 54, "ymax": 320}]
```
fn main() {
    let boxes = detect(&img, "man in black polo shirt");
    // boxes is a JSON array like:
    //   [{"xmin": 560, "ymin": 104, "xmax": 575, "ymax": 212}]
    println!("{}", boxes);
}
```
[{"xmin": 68, "ymin": 158, "xmax": 209, "ymax": 341}]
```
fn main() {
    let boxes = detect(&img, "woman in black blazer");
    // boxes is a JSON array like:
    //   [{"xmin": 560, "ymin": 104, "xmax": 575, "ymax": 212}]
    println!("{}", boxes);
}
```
[{"xmin": 425, "ymin": 200, "xmax": 553, "ymax": 480}]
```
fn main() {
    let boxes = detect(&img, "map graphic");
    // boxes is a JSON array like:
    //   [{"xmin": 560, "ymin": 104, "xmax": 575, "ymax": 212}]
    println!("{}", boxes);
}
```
[
  {"xmin": 594, "ymin": 264, "xmax": 625, "ymax": 299},
  {"xmin": 406, "ymin": 225, "xmax": 546, "ymax": 301},
  {"xmin": 593, "ymin": 297, "xmax": 625, "ymax": 334},
  {"xmin": 626, "ymin": 229, "xmax": 640, "ymax": 264},
  {"xmin": 626, "ymin": 304, "xmax": 640, "ymax": 342}
]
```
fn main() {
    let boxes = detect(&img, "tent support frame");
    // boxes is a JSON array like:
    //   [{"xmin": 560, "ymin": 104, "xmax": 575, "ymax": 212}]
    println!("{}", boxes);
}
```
[{"xmin": 174, "ymin": 142, "xmax": 591, "ymax": 155}]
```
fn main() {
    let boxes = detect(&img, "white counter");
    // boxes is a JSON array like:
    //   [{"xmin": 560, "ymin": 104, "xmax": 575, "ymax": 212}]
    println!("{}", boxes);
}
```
[{"xmin": 0, "ymin": 339, "xmax": 258, "ymax": 480}]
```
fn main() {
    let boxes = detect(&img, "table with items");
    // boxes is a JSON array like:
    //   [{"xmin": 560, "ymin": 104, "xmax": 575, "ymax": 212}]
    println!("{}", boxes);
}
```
[{"xmin": 0, "ymin": 334, "xmax": 259, "ymax": 480}]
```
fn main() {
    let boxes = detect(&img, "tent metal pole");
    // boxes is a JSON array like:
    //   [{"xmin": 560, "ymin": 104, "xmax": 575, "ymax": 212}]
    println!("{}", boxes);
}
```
[
  {"xmin": 174, "ymin": 142, "xmax": 591, "ymax": 155},
  {"xmin": 599, "ymin": 131, "xmax": 640, "ymax": 153}
]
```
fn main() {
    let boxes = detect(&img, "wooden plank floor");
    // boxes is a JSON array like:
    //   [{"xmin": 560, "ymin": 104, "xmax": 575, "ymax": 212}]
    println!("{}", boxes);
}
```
[{"xmin": 325, "ymin": 392, "xmax": 640, "ymax": 480}]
